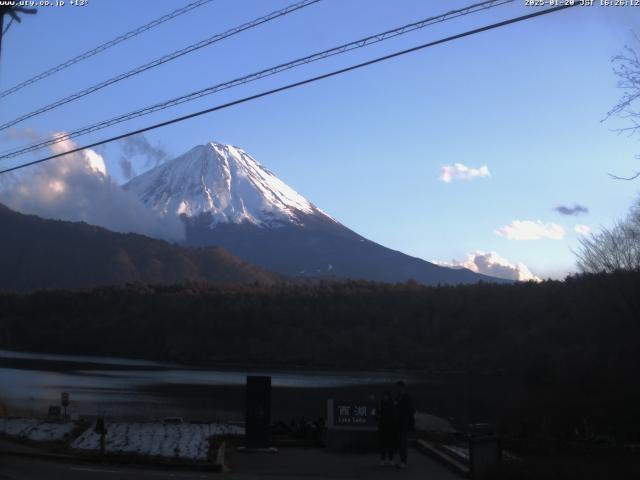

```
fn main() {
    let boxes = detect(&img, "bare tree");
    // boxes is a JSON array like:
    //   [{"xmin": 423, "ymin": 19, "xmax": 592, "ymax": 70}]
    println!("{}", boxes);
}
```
[
  {"xmin": 576, "ymin": 38, "xmax": 640, "ymax": 273},
  {"xmin": 607, "ymin": 35, "xmax": 640, "ymax": 180},
  {"xmin": 576, "ymin": 198, "xmax": 640, "ymax": 273}
]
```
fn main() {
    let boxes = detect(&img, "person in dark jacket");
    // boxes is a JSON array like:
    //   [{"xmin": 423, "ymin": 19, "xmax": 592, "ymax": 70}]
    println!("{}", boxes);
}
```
[
  {"xmin": 377, "ymin": 391, "xmax": 396, "ymax": 466},
  {"xmin": 394, "ymin": 380, "xmax": 414, "ymax": 468}
]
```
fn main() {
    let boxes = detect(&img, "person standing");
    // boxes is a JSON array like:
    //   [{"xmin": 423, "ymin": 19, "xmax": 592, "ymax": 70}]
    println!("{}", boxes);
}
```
[
  {"xmin": 377, "ymin": 391, "xmax": 396, "ymax": 466},
  {"xmin": 394, "ymin": 380, "xmax": 414, "ymax": 468}
]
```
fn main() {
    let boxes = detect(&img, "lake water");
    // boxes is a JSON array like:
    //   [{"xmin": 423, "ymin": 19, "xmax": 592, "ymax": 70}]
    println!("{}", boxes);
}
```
[{"xmin": 0, "ymin": 350, "xmax": 432, "ymax": 422}]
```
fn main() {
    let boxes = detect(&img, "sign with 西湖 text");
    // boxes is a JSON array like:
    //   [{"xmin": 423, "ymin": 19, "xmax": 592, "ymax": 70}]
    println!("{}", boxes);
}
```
[{"xmin": 332, "ymin": 401, "xmax": 376, "ymax": 427}]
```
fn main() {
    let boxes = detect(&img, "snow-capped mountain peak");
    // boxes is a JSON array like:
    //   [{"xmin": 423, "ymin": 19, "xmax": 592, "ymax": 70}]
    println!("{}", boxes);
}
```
[
  {"xmin": 125, "ymin": 141, "xmax": 331, "ymax": 227},
  {"xmin": 124, "ymin": 140, "xmax": 510, "ymax": 286}
]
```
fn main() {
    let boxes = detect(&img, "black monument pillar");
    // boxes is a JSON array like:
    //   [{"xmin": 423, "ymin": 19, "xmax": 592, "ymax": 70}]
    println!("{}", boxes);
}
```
[{"xmin": 245, "ymin": 375, "xmax": 271, "ymax": 448}]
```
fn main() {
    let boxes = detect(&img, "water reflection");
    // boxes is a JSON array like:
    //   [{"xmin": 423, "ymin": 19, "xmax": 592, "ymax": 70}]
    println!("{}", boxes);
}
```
[{"xmin": 0, "ymin": 349, "xmax": 427, "ymax": 420}]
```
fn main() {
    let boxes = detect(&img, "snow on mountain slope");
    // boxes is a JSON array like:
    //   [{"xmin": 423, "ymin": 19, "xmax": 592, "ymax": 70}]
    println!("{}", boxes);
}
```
[
  {"xmin": 124, "ymin": 140, "xmax": 511, "ymax": 285},
  {"xmin": 124, "ymin": 142, "xmax": 333, "ymax": 227}
]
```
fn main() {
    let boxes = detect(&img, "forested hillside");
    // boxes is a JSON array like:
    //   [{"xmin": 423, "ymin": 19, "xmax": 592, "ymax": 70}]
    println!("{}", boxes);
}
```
[
  {"xmin": 1, "ymin": 271, "xmax": 639, "ymax": 440},
  {"xmin": 0, "ymin": 203, "xmax": 280, "ymax": 290}
]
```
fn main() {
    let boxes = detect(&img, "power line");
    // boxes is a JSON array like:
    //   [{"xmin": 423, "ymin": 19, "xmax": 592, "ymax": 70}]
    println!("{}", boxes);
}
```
[
  {"xmin": 0, "ymin": 6, "xmax": 37, "ymax": 61},
  {"xmin": 2, "ymin": 16, "xmax": 14, "ymax": 36},
  {"xmin": 0, "ymin": 3, "xmax": 578, "ymax": 177},
  {"xmin": 0, "ymin": 0, "xmax": 321, "ymax": 133},
  {"xmin": 0, "ymin": 0, "xmax": 216, "ymax": 99},
  {"xmin": 0, "ymin": 0, "xmax": 513, "ymax": 160}
]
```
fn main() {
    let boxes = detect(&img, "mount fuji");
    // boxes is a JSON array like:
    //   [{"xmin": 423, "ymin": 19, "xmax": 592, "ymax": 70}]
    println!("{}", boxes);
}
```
[{"xmin": 125, "ymin": 142, "xmax": 507, "ymax": 285}]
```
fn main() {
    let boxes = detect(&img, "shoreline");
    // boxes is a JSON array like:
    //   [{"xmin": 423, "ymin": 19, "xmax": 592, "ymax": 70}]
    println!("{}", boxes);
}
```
[{"xmin": 0, "ymin": 348, "xmax": 489, "ymax": 378}]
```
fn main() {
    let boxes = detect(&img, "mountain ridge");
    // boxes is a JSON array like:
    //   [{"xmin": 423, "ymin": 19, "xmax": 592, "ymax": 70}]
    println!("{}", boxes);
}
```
[
  {"xmin": 0, "ymin": 203, "xmax": 281, "ymax": 292},
  {"xmin": 126, "ymin": 141, "xmax": 511, "ymax": 285}
]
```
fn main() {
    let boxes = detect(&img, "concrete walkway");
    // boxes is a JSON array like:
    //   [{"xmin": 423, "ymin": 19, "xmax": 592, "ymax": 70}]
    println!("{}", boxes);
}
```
[
  {"xmin": 227, "ymin": 447, "xmax": 462, "ymax": 479},
  {"xmin": 0, "ymin": 443, "xmax": 462, "ymax": 480}
]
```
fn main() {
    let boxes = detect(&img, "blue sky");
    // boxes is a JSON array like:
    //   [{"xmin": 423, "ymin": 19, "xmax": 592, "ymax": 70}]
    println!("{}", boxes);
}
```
[{"xmin": 1, "ymin": 0, "xmax": 639, "ymax": 279}]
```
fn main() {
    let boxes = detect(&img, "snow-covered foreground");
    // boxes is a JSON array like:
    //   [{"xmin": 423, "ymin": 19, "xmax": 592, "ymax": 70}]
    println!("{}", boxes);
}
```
[
  {"xmin": 72, "ymin": 422, "xmax": 244, "ymax": 461},
  {"xmin": 414, "ymin": 412, "xmax": 456, "ymax": 433},
  {"xmin": 0, "ymin": 418, "xmax": 74, "ymax": 442}
]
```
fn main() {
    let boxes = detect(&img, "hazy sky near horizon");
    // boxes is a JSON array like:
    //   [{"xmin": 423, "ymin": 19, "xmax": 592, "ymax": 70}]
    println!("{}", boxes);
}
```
[{"xmin": 1, "ymin": 0, "xmax": 639, "ymax": 280}]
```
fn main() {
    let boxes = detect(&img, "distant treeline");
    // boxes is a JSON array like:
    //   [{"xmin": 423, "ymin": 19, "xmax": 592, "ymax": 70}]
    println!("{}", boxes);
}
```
[{"xmin": 0, "ymin": 271, "xmax": 639, "ymax": 441}]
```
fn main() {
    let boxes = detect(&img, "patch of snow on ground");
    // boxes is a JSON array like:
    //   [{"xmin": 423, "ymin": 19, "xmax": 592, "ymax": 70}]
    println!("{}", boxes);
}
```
[
  {"xmin": 0, "ymin": 418, "xmax": 73, "ymax": 442},
  {"xmin": 414, "ymin": 412, "xmax": 456, "ymax": 433},
  {"xmin": 442, "ymin": 444, "xmax": 469, "ymax": 460},
  {"xmin": 72, "ymin": 421, "xmax": 244, "ymax": 461},
  {"xmin": 0, "ymin": 418, "xmax": 38, "ymax": 437},
  {"xmin": 25, "ymin": 422, "xmax": 74, "ymax": 442}
]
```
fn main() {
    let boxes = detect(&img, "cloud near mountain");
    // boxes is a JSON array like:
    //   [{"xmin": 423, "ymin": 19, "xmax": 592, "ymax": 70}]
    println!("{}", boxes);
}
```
[
  {"xmin": 118, "ymin": 134, "xmax": 171, "ymax": 180},
  {"xmin": 0, "ymin": 133, "xmax": 184, "ymax": 242},
  {"xmin": 436, "ymin": 251, "xmax": 541, "ymax": 282}
]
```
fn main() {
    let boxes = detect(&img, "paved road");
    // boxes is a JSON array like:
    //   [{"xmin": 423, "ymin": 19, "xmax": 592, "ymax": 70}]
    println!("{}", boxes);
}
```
[
  {"xmin": 228, "ymin": 447, "xmax": 461, "ymax": 479},
  {"xmin": 0, "ymin": 456, "xmax": 215, "ymax": 480},
  {"xmin": 0, "ymin": 448, "xmax": 462, "ymax": 479}
]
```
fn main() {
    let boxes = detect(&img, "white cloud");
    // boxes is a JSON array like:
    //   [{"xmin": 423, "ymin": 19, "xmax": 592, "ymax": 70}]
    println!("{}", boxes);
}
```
[
  {"xmin": 0, "ymin": 133, "xmax": 184, "ymax": 242},
  {"xmin": 439, "ymin": 163, "xmax": 490, "ymax": 183},
  {"xmin": 495, "ymin": 220, "xmax": 565, "ymax": 241},
  {"xmin": 436, "ymin": 251, "xmax": 542, "ymax": 282},
  {"xmin": 3, "ymin": 127, "xmax": 40, "ymax": 142},
  {"xmin": 574, "ymin": 224, "xmax": 592, "ymax": 236}
]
